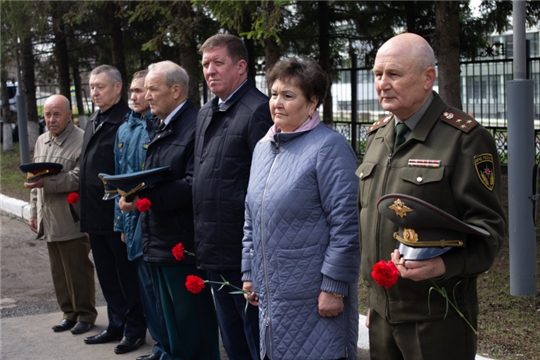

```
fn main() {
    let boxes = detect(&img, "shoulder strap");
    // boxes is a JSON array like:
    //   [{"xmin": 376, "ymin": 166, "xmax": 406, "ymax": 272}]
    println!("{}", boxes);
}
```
[
  {"xmin": 440, "ymin": 110, "xmax": 478, "ymax": 133},
  {"xmin": 368, "ymin": 115, "xmax": 393, "ymax": 133}
]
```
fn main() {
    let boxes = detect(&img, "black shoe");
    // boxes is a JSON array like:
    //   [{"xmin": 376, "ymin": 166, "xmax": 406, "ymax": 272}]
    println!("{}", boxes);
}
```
[
  {"xmin": 114, "ymin": 336, "xmax": 146, "ymax": 354},
  {"xmin": 136, "ymin": 354, "xmax": 160, "ymax": 360},
  {"xmin": 84, "ymin": 330, "xmax": 123, "ymax": 344},
  {"xmin": 52, "ymin": 319, "xmax": 76, "ymax": 332},
  {"xmin": 71, "ymin": 321, "xmax": 94, "ymax": 335}
]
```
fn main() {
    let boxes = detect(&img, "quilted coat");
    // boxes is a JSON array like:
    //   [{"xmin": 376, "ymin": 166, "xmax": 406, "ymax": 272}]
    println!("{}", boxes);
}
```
[{"xmin": 242, "ymin": 115, "xmax": 360, "ymax": 360}]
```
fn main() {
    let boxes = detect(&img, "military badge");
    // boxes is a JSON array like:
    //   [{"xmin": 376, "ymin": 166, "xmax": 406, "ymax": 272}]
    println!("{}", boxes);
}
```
[
  {"xmin": 388, "ymin": 198, "xmax": 413, "ymax": 218},
  {"xmin": 474, "ymin": 153, "xmax": 495, "ymax": 191}
]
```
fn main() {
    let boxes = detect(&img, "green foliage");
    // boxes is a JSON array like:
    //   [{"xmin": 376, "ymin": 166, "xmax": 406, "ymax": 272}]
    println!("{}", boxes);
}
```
[{"xmin": 0, "ymin": 144, "xmax": 31, "ymax": 201}]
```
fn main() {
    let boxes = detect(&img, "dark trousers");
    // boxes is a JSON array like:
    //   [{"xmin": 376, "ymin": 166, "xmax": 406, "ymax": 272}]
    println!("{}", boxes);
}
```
[
  {"xmin": 152, "ymin": 263, "xmax": 220, "ymax": 360},
  {"xmin": 48, "ymin": 236, "xmax": 97, "ymax": 323},
  {"xmin": 89, "ymin": 233, "xmax": 146, "ymax": 337},
  {"xmin": 135, "ymin": 257, "xmax": 169, "ymax": 357},
  {"xmin": 369, "ymin": 308, "xmax": 477, "ymax": 360},
  {"xmin": 208, "ymin": 270, "xmax": 260, "ymax": 360}
]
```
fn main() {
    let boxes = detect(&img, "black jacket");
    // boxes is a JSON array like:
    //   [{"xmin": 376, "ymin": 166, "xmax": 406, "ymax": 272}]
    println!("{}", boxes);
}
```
[
  {"xmin": 80, "ymin": 99, "xmax": 129, "ymax": 234},
  {"xmin": 140, "ymin": 99, "xmax": 197, "ymax": 264},
  {"xmin": 193, "ymin": 79, "xmax": 273, "ymax": 271}
]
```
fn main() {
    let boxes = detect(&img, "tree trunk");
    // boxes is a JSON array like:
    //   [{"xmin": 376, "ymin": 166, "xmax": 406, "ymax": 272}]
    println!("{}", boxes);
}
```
[
  {"xmin": 177, "ymin": 2, "xmax": 201, "ymax": 108},
  {"xmin": 318, "ymin": 1, "xmax": 333, "ymax": 125},
  {"xmin": 71, "ymin": 59, "xmax": 87, "ymax": 128},
  {"xmin": 107, "ymin": 2, "xmax": 128, "ymax": 101},
  {"xmin": 264, "ymin": 36, "xmax": 280, "ymax": 93},
  {"xmin": 180, "ymin": 40, "xmax": 201, "ymax": 108},
  {"xmin": 434, "ymin": 1, "xmax": 462, "ymax": 110},
  {"xmin": 51, "ymin": 3, "xmax": 71, "ymax": 101},
  {"xmin": 1, "ymin": 68, "xmax": 14, "ymax": 151},
  {"xmin": 21, "ymin": 36, "xmax": 38, "ymax": 151},
  {"xmin": 241, "ymin": 12, "xmax": 257, "ymax": 85}
]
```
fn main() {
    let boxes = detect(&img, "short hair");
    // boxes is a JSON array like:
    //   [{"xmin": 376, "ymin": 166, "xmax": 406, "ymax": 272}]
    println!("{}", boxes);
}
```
[
  {"xmin": 45, "ymin": 94, "xmax": 71, "ymax": 112},
  {"xmin": 415, "ymin": 42, "xmax": 436, "ymax": 74},
  {"xmin": 267, "ymin": 58, "xmax": 329, "ymax": 108},
  {"xmin": 147, "ymin": 61, "xmax": 189, "ymax": 90},
  {"xmin": 199, "ymin": 34, "xmax": 249, "ymax": 65},
  {"xmin": 90, "ymin": 64, "xmax": 122, "ymax": 84},
  {"xmin": 132, "ymin": 69, "xmax": 148, "ymax": 82}
]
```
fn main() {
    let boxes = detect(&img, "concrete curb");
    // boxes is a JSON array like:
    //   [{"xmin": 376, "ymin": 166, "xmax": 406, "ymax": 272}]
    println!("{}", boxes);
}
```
[
  {"xmin": 0, "ymin": 193, "xmax": 31, "ymax": 220},
  {"xmin": 0, "ymin": 193, "xmax": 493, "ymax": 359}
]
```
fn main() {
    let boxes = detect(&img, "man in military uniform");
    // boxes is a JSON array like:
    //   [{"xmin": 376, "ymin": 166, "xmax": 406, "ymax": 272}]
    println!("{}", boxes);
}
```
[{"xmin": 357, "ymin": 33, "xmax": 507, "ymax": 360}]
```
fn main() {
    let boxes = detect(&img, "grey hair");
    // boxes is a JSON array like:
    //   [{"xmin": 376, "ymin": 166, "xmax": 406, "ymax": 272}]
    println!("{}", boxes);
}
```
[
  {"xmin": 415, "ymin": 41, "xmax": 436, "ymax": 73},
  {"xmin": 90, "ymin": 65, "xmax": 123, "ymax": 84},
  {"xmin": 147, "ymin": 61, "xmax": 189, "ymax": 90},
  {"xmin": 45, "ymin": 94, "xmax": 71, "ymax": 112}
]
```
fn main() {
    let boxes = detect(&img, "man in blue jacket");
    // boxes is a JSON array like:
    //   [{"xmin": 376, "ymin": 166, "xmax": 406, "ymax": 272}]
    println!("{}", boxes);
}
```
[
  {"xmin": 192, "ymin": 33, "xmax": 273, "ymax": 360},
  {"xmin": 114, "ymin": 69, "xmax": 169, "ymax": 360},
  {"xmin": 121, "ymin": 60, "xmax": 220, "ymax": 359}
]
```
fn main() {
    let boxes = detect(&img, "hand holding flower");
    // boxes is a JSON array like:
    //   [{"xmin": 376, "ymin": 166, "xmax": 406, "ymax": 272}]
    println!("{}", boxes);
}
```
[
  {"xmin": 371, "ymin": 259, "xmax": 399, "ymax": 289},
  {"xmin": 380, "ymin": 250, "xmax": 477, "ymax": 335},
  {"xmin": 119, "ymin": 196, "xmax": 138, "ymax": 211},
  {"xmin": 390, "ymin": 249, "xmax": 445, "ymax": 281},
  {"xmin": 242, "ymin": 281, "xmax": 259, "ymax": 307}
]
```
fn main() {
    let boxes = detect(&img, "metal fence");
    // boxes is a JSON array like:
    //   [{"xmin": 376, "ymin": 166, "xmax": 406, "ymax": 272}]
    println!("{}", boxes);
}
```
[
  {"xmin": 33, "ymin": 56, "xmax": 540, "ymax": 163},
  {"xmin": 329, "ymin": 57, "xmax": 540, "ymax": 164}
]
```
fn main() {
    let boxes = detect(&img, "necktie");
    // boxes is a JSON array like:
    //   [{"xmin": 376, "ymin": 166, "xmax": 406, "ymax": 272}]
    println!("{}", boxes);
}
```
[{"xmin": 394, "ymin": 122, "xmax": 408, "ymax": 150}]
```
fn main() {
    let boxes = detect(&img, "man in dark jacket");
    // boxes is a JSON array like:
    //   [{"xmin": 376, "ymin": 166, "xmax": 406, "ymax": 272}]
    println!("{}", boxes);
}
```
[
  {"xmin": 121, "ymin": 60, "xmax": 220, "ymax": 359},
  {"xmin": 80, "ymin": 65, "xmax": 146, "ymax": 355},
  {"xmin": 193, "ymin": 34, "xmax": 273, "ymax": 360}
]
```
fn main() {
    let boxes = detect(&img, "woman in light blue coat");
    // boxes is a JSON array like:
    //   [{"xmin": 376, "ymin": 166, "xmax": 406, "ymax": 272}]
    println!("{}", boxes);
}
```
[{"xmin": 242, "ymin": 58, "xmax": 360, "ymax": 360}]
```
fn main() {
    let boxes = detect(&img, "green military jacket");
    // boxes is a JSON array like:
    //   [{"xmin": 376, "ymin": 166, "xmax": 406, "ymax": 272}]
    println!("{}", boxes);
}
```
[{"xmin": 357, "ymin": 92, "xmax": 507, "ymax": 323}]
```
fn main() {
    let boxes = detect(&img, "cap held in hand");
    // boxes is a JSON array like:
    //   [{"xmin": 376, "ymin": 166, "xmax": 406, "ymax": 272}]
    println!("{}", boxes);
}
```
[
  {"xmin": 20, "ymin": 162, "xmax": 63, "ymax": 183},
  {"xmin": 99, "ymin": 166, "xmax": 171, "ymax": 202},
  {"xmin": 377, "ymin": 193, "xmax": 489, "ymax": 260}
]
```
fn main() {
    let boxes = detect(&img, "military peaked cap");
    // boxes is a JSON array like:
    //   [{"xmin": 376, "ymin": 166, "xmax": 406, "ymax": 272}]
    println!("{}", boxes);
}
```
[
  {"xmin": 377, "ymin": 193, "xmax": 489, "ymax": 260},
  {"xmin": 19, "ymin": 162, "xmax": 63, "ymax": 183}
]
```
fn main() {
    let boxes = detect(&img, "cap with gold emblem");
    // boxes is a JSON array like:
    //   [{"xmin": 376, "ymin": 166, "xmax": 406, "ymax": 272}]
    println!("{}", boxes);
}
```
[
  {"xmin": 19, "ymin": 162, "xmax": 63, "ymax": 183},
  {"xmin": 99, "ymin": 166, "xmax": 171, "ymax": 202},
  {"xmin": 98, "ymin": 174, "xmax": 120, "ymax": 201},
  {"xmin": 377, "ymin": 193, "xmax": 489, "ymax": 260}
]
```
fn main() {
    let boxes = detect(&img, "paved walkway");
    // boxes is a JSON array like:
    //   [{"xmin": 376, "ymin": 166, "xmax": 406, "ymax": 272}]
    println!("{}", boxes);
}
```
[
  {"xmin": 2, "ymin": 306, "xmax": 155, "ymax": 360},
  {"xmin": 0, "ymin": 193, "xmax": 493, "ymax": 360}
]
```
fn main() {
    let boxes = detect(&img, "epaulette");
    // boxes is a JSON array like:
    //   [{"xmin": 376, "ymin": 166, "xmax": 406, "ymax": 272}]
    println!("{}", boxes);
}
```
[
  {"xmin": 368, "ymin": 115, "xmax": 393, "ymax": 133},
  {"xmin": 440, "ymin": 110, "xmax": 478, "ymax": 133}
]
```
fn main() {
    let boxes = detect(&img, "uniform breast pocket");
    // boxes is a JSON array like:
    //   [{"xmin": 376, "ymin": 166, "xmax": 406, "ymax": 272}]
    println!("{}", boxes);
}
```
[
  {"xmin": 357, "ymin": 162, "xmax": 376, "ymax": 208},
  {"xmin": 399, "ymin": 166, "xmax": 445, "ymax": 198}
]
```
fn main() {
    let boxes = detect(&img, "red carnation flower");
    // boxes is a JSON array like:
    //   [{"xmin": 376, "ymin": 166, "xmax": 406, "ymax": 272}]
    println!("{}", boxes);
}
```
[
  {"xmin": 186, "ymin": 275, "xmax": 206, "ymax": 294},
  {"xmin": 67, "ymin": 192, "xmax": 79, "ymax": 205},
  {"xmin": 136, "ymin": 198, "xmax": 151, "ymax": 212},
  {"xmin": 172, "ymin": 243, "xmax": 185, "ymax": 261},
  {"xmin": 371, "ymin": 260, "xmax": 399, "ymax": 289}
]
